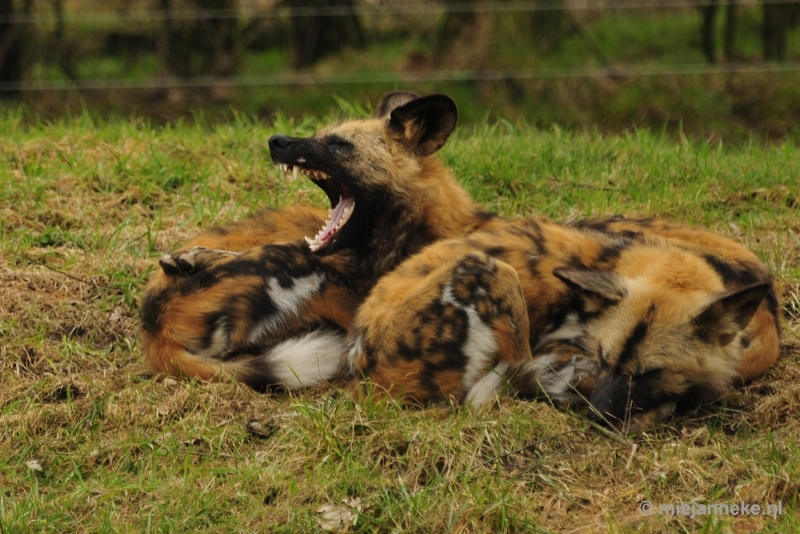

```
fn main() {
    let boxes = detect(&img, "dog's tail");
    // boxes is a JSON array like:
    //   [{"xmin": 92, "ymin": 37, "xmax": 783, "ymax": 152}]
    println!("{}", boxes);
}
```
[{"xmin": 142, "ymin": 328, "xmax": 345, "ymax": 392}]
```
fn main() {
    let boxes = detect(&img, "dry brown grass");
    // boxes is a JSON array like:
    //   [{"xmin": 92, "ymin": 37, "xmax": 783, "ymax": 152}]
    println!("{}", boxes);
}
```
[{"xmin": 1, "ymin": 118, "xmax": 798, "ymax": 532}]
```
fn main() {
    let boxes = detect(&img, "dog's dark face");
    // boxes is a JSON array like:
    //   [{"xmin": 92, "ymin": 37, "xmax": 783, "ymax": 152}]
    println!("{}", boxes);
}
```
[
  {"xmin": 553, "ymin": 260, "xmax": 769, "ymax": 427},
  {"xmin": 268, "ymin": 92, "xmax": 459, "ymax": 263}
]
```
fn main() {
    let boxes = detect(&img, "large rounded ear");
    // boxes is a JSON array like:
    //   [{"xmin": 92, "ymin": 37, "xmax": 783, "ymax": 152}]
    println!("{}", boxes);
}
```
[
  {"xmin": 385, "ymin": 93, "xmax": 458, "ymax": 156},
  {"xmin": 553, "ymin": 268, "xmax": 627, "ymax": 313},
  {"xmin": 692, "ymin": 282, "xmax": 770, "ymax": 346},
  {"xmin": 374, "ymin": 91, "xmax": 420, "ymax": 118}
]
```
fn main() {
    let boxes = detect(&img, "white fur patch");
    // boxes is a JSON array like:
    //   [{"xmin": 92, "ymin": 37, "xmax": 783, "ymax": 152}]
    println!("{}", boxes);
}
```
[
  {"xmin": 261, "ymin": 330, "xmax": 345, "ymax": 389},
  {"xmin": 270, "ymin": 273, "xmax": 324, "ymax": 310},
  {"xmin": 248, "ymin": 273, "xmax": 325, "ymax": 343},
  {"xmin": 522, "ymin": 353, "xmax": 576, "ymax": 403},
  {"xmin": 543, "ymin": 313, "xmax": 584, "ymax": 343},
  {"xmin": 571, "ymin": 353, "xmax": 601, "ymax": 379},
  {"xmin": 465, "ymin": 362, "xmax": 509, "ymax": 408},
  {"xmin": 441, "ymin": 284, "xmax": 499, "ymax": 389},
  {"xmin": 194, "ymin": 318, "xmax": 230, "ymax": 359},
  {"xmin": 345, "ymin": 335, "xmax": 364, "ymax": 373}
]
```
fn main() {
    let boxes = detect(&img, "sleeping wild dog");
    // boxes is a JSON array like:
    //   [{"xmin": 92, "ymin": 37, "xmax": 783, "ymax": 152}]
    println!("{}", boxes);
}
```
[{"xmin": 140, "ymin": 92, "xmax": 780, "ymax": 431}]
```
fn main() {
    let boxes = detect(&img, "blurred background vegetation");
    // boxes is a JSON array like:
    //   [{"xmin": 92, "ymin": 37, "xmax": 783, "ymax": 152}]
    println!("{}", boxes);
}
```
[{"xmin": 1, "ymin": 0, "xmax": 799, "ymax": 141}]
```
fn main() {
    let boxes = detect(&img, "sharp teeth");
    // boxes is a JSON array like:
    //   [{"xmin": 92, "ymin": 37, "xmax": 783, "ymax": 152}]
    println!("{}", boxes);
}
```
[
  {"xmin": 297, "ymin": 169, "xmax": 330, "ymax": 180},
  {"xmin": 305, "ymin": 236, "xmax": 319, "ymax": 251},
  {"xmin": 292, "ymin": 166, "xmax": 299, "ymax": 181}
]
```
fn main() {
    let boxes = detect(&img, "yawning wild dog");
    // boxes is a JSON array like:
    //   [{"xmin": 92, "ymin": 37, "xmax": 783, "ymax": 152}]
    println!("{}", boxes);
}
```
[{"xmin": 141, "ymin": 92, "xmax": 498, "ymax": 391}]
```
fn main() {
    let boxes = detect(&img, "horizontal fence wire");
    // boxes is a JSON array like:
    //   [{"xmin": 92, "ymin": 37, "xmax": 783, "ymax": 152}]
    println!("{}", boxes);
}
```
[
  {"xmin": 3, "ymin": 63, "xmax": 800, "ymax": 92},
  {"xmin": 2, "ymin": 0, "xmax": 800, "ymax": 24}
]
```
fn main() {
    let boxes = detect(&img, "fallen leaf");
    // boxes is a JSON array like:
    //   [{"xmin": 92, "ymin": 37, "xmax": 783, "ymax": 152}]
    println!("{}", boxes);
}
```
[
  {"xmin": 162, "ymin": 377, "xmax": 179, "ymax": 387},
  {"xmin": 25, "ymin": 460, "xmax": 43, "ymax": 471},
  {"xmin": 316, "ymin": 498, "xmax": 363, "ymax": 531},
  {"xmin": 317, "ymin": 504, "xmax": 353, "ymax": 531},
  {"xmin": 109, "ymin": 307, "xmax": 124, "ymax": 324},
  {"xmin": 245, "ymin": 419, "xmax": 276, "ymax": 439}
]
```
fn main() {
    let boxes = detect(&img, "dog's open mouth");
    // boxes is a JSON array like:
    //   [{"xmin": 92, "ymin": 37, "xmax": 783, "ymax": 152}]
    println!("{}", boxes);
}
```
[{"xmin": 276, "ymin": 163, "xmax": 355, "ymax": 252}]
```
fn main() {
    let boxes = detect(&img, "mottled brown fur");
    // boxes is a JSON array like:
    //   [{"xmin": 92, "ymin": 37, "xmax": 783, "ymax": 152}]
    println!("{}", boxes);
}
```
[
  {"xmin": 346, "ymin": 216, "xmax": 779, "ymax": 430},
  {"xmin": 140, "ymin": 92, "xmax": 780, "ymax": 431},
  {"xmin": 141, "ymin": 93, "xmax": 495, "ymax": 390}
]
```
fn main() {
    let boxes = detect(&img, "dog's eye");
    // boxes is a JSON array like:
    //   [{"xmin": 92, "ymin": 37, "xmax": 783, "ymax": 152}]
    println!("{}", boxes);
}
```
[
  {"xmin": 325, "ymin": 136, "xmax": 352, "ymax": 149},
  {"xmin": 636, "ymin": 368, "xmax": 663, "ymax": 380}
]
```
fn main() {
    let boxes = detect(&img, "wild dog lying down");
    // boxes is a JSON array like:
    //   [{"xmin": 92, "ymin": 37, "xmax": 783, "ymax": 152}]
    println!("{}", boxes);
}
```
[
  {"xmin": 140, "ymin": 91, "xmax": 780, "ymax": 431},
  {"xmin": 141, "ymin": 92, "xmax": 500, "ymax": 390},
  {"xmin": 345, "ymin": 217, "xmax": 780, "ymax": 431}
]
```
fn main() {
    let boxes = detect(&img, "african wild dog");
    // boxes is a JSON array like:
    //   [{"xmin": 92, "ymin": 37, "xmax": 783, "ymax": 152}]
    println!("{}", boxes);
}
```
[
  {"xmin": 345, "ymin": 216, "xmax": 780, "ymax": 431},
  {"xmin": 140, "ymin": 91, "xmax": 780, "ymax": 431},
  {"xmin": 141, "ymin": 92, "xmax": 499, "ymax": 391}
]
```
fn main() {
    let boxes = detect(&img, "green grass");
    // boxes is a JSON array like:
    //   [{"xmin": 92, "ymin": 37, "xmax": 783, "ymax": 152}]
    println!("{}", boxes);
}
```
[{"xmin": 1, "ymin": 107, "xmax": 799, "ymax": 532}]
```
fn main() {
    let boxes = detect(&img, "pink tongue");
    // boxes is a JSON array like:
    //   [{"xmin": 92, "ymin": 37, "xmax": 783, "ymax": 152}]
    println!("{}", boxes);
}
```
[{"xmin": 319, "ymin": 196, "xmax": 355, "ymax": 243}]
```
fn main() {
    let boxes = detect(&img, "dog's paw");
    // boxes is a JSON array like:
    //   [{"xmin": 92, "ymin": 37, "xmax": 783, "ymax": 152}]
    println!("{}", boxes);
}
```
[{"xmin": 158, "ymin": 246, "xmax": 240, "ymax": 276}]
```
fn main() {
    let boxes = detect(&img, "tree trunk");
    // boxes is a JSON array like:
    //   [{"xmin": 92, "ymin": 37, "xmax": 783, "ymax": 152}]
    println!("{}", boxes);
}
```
[
  {"xmin": 723, "ymin": 0, "xmax": 738, "ymax": 60},
  {"xmin": 434, "ymin": 0, "xmax": 497, "ymax": 69},
  {"xmin": 0, "ymin": 0, "xmax": 24, "ymax": 96},
  {"xmin": 158, "ymin": 0, "xmax": 240, "ymax": 78},
  {"xmin": 284, "ymin": 0, "xmax": 365, "ymax": 69},
  {"xmin": 701, "ymin": 0, "xmax": 719, "ymax": 64},
  {"xmin": 763, "ymin": 1, "xmax": 790, "ymax": 61},
  {"xmin": 530, "ymin": 0, "xmax": 571, "ymax": 53},
  {"xmin": 53, "ymin": 0, "xmax": 78, "ymax": 81}
]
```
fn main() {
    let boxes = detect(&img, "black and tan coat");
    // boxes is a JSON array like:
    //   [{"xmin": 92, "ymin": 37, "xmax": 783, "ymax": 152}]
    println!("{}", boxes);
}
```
[{"xmin": 140, "ymin": 92, "xmax": 780, "ymax": 431}]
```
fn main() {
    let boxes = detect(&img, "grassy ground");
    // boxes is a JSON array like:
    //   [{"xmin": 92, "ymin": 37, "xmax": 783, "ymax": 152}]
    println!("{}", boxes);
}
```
[{"xmin": 1, "ymin": 107, "xmax": 799, "ymax": 532}]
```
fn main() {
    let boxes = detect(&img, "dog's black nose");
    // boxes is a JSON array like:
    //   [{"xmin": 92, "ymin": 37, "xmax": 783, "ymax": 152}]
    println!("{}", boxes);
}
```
[{"xmin": 268, "ymin": 135, "xmax": 291, "ymax": 152}]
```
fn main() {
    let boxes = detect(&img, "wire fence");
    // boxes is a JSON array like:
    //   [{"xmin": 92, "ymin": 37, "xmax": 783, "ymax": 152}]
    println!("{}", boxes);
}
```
[
  {"xmin": 1, "ymin": 0, "xmax": 799, "ymax": 93},
  {"xmin": 3, "ymin": 0, "xmax": 800, "ymax": 24},
  {"xmin": 3, "ymin": 63, "xmax": 800, "ymax": 92}
]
